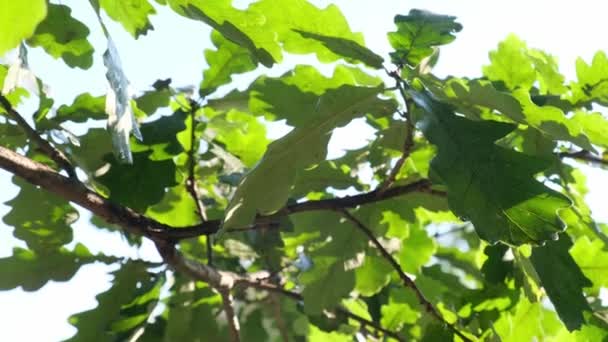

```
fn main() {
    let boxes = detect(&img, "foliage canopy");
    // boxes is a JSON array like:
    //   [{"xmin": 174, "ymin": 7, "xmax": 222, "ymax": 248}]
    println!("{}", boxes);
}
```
[{"xmin": 1, "ymin": 1, "xmax": 608, "ymax": 341}]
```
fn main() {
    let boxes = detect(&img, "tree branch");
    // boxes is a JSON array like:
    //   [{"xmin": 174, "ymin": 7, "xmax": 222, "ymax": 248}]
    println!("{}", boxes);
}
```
[
  {"xmin": 0, "ymin": 144, "xmax": 407, "ymax": 341},
  {"xmin": 0, "ymin": 144, "xmax": 443, "ymax": 245},
  {"xmin": 220, "ymin": 290, "xmax": 241, "ymax": 342},
  {"xmin": 166, "ymin": 178, "xmax": 443, "ymax": 240},
  {"xmin": 0, "ymin": 95, "xmax": 77, "ymax": 178},
  {"xmin": 559, "ymin": 150, "xmax": 608, "ymax": 167},
  {"xmin": 337, "ymin": 209, "xmax": 473, "ymax": 342}
]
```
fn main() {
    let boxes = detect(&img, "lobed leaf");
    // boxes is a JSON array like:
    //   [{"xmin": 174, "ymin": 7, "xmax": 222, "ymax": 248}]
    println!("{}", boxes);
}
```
[
  {"xmin": 99, "ymin": 0, "xmax": 156, "ymax": 38},
  {"xmin": 388, "ymin": 9, "xmax": 462, "ymax": 67},
  {"xmin": 411, "ymin": 89, "xmax": 571, "ymax": 245},
  {"xmin": 27, "ymin": 4, "xmax": 94, "ymax": 69}
]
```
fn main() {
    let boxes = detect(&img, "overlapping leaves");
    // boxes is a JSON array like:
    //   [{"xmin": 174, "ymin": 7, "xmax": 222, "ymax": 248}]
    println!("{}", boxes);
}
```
[
  {"xmin": 223, "ymin": 84, "xmax": 395, "ymax": 228},
  {"xmin": 388, "ymin": 9, "xmax": 462, "ymax": 67},
  {"xmin": 411, "ymin": 89, "xmax": 571, "ymax": 245}
]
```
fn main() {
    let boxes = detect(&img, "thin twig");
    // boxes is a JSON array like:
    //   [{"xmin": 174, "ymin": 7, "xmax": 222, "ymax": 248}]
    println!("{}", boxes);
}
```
[
  {"xmin": 220, "ymin": 290, "xmax": 241, "ymax": 342},
  {"xmin": 377, "ymin": 71, "xmax": 416, "ymax": 194},
  {"xmin": 184, "ymin": 101, "xmax": 213, "ymax": 264},
  {"xmin": 338, "ymin": 209, "xmax": 473, "ymax": 342},
  {"xmin": 559, "ymin": 150, "xmax": 608, "ymax": 166},
  {"xmin": 0, "ymin": 95, "xmax": 77, "ymax": 178}
]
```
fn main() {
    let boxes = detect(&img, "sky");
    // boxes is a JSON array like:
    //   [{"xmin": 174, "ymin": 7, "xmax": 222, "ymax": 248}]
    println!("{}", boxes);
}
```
[{"xmin": 1, "ymin": 1, "xmax": 607, "ymax": 340}]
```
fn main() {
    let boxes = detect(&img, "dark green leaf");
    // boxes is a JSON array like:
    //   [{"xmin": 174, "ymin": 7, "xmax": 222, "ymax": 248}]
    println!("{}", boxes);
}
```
[
  {"xmin": 27, "ymin": 4, "xmax": 94, "ymax": 69},
  {"xmin": 97, "ymin": 151, "xmax": 177, "ymax": 212},
  {"xmin": 388, "ymin": 9, "xmax": 462, "ymax": 66},
  {"xmin": 530, "ymin": 235, "xmax": 592, "ymax": 331},
  {"xmin": 412, "ymin": 89, "xmax": 571, "ymax": 245},
  {"xmin": 0, "ymin": 244, "xmax": 106, "ymax": 291},
  {"xmin": 66, "ymin": 261, "xmax": 158, "ymax": 342},
  {"xmin": 294, "ymin": 30, "xmax": 384, "ymax": 68},
  {"xmin": 302, "ymin": 257, "xmax": 355, "ymax": 314}
]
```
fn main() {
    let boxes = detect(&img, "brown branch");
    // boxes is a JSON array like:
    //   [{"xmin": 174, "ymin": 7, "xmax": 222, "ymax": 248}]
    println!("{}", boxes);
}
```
[
  {"xmin": 559, "ymin": 150, "xmax": 608, "ymax": 166},
  {"xmin": 0, "ymin": 144, "xmax": 443, "ymax": 245},
  {"xmin": 154, "ymin": 239, "xmax": 403, "ymax": 341},
  {"xmin": 0, "ymin": 137, "xmax": 418, "ymax": 341},
  {"xmin": 220, "ymin": 290, "xmax": 241, "ymax": 342},
  {"xmin": 165, "ymin": 178, "xmax": 443, "ymax": 240},
  {"xmin": 0, "ymin": 95, "xmax": 77, "ymax": 179},
  {"xmin": 0, "ymin": 145, "xmax": 175, "ymax": 240},
  {"xmin": 337, "ymin": 209, "xmax": 473, "ymax": 342}
]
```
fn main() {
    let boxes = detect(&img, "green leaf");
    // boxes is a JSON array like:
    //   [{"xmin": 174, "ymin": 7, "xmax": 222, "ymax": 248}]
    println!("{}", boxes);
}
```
[
  {"xmin": 411, "ymin": 89, "xmax": 571, "ymax": 245},
  {"xmin": 0, "ymin": 244, "xmax": 103, "ymax": 291},
  {"xmin": 3, "ymin": 178, "xmax": 78, "ymax": 251},
  {"xmin": 529, "ymin": 235, "xmax": 592, "ymax": 331},
  {"xmin": 292, "ymin": 160, "xmax": 363, "ymax": 198},
  {"xmin": 223, "ymin": 85, "xmax": 394, "ymax": 229},
  {"xmin": 27, "ymin": 4, "xmax": 94, "ymax": 69},
  {"xmin": 200, "ymin": 30, "xmax": 258, "ymax": 97},
  {"xmin": 70, "ymin": 128, "xmax": 114, "ymax": 175},
  {"xmin": 208, "ymin": 110, "xmax": 269, "ymax": 167},
  {"xmin": 135, "ymin": 86, "xmax": 172, "ymax": 115},
  {"xmin": 293, "ymin": 30, "xmax": 384, "ymax": 68},
  {"xmin": 388, "ymin": 9, "xmax": 462, "ymax": 66},
  {"xmin": 494, "ymin": 296, "xmax": 562, "ymax": 341},
  {"xmin": 397, "ymin": 222, "xmax": 436, "ymax": 274},
  {"xmin": 146, "ymin": 185, "xmax": 200, "ymax": 226},
  {"xmin": 570, "ymin": 236, "xmax": 608, "ymax": 295},
  {"xmin": 355, "ymin": 255, "xmax": 392, "ymax": 297},
  {"xmin": 570, "ymin": 51, "xmax": 608, "ymax": 104},
  {"xmin": 53, "ymin": 93, "xmax": 107, "ymax": 123},
  {"xmin": 164, "ymin": 0, "xmax": 366, "ymax": 67},
  {"xmin": 131, "ymin": 110, "xmax": 188, "ymax": 160},
  {"xmin": 302, "ymin": 257, "xmax": 355, "ymax": 314},
  {"xmin": 97, "ymin": 151, "xmax": 177, "ymax": 212},
  {"xmin": 162, "ymin": 280, "xmax": 227, "ymax": 341},
  {"xmin": 444, "ymin": 79, "xmax": 605, "ymax": 150},
  {"xmin": 66, "ymin": 261, "xmax": 157, "ymax": 342},
  {"xmin": 380, "ymin": 302, "xmax": 419, "ymax": 331},
  {"xmin": 99, "ymin": 0, "xmax": 156, "ymax": 38},
  {"xmin": 0, "ymin": 122, "xmax": 27, "ymax": 149},
  {"xmin": 0, "ymin": 1, "xmax": 47, "ymax": 55},
  {"xmin": 483, "ymin": 34, "xmax": 537, "ymax": 91}
]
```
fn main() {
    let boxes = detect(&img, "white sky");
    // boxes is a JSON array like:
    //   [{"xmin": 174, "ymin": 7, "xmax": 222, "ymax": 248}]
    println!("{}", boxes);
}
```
[{"xmin": 1, "ymin": 1, "xmax": 607, "ymax": 340}]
